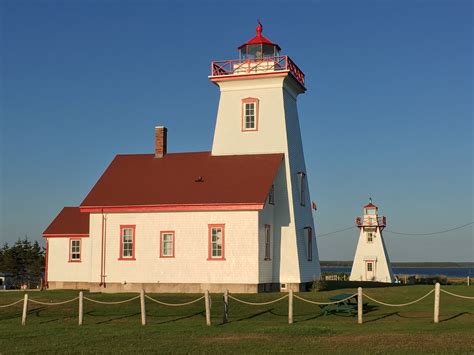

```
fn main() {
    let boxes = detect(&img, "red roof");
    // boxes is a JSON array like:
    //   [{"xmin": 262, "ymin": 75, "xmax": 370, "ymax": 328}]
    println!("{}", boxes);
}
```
[
  {"xmin": 43, "ymin": 207, "xmax": 90, "ymax": 236},
  {"xmin": 80, "ymin": 152, "xmax": 283, "ymax": 210},
  {"xmin": 238, "ymin": 22, "xmax": 281, "ymax": 51},
  {"xmin": 364, "ymin": 203, "xmax": 378, "ymax": 209}
]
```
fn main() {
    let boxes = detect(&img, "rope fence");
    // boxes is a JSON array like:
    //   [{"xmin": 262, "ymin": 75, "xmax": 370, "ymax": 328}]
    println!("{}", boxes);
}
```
[
  {"xmin": 1, "ymin": 284, "xmax": 472, "ymax": 326},
  {"xmin": 83, "ymin": 295, "xmax": 140, "ymax": 305},
  {"xmin": 228, "ymin": 294, "xmax": 288, "ymax": 306},
  {"xmin": 362, "ymin": 289, "xmax": 434, "ymax": 307},
  {"xmin": 440, "ymin": 289, "xmax": 474, "ymax": 300},
  {"xmin": 293, "ymin": 293, "xmax": 357, "ymax": 305},
  {"xmin": 145, "ymin": 294, "xmax": 205, "ymax": 307},
  {"xmin": 29, "ymin": 297, "xmax": 79, "ymax": 306}
]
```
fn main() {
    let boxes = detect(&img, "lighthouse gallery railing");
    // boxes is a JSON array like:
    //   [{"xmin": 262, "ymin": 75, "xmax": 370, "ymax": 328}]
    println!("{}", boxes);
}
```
[{"xmin": 210, "ymin": 56, "xmax": 305, "ymax": 87}]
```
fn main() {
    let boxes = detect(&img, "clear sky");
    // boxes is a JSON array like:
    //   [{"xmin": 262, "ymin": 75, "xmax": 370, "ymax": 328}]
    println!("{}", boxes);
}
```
[{"xmin": 1, "ymin": 0, "xmax": 472, "ymax": 262}]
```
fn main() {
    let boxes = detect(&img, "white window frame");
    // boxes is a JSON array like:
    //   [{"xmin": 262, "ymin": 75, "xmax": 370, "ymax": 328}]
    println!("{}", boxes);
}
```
[
  {"xmin": 70, "ymin": 239, "xmax": 81, "ymax": 262},
  {"xmin": 241, "ymin": 98, "xmax": 259, "ymax": 132},
  {"xmin": 208, "ymin": 225, "xmax": 225, "ymax": 260},
  {"xmin": 160, "ymin": 231, "xmax": 175, "ymax": 258}
]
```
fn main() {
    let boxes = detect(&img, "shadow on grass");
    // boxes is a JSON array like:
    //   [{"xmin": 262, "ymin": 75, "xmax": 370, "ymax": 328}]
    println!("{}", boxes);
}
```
[
  {"xmin": 364, "ymin": 311, "xmax": 399, "ymax": 323},
  {"xmin": 147, "ymin": 311, "xmax": 205, "ymax": 324},
  {"xmin": 94, "ymin": 312, "xmax": 141, "ymax": 324},
  {"xmin": 440, "ymin": 312, "xmax": 472, "ymax": 323},
  {"xmin": 224, "ymin": 309, "xmax": 274, "ymax": 324}
]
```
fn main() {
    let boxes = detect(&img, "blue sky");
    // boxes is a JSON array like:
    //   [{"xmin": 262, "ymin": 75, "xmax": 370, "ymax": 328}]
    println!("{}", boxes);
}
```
[{"xmin": 1, "ymin": 0, "xmax": 472, "ymax": 261}]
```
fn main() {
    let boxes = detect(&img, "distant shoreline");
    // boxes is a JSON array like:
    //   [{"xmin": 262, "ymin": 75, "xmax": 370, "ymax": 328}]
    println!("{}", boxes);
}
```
[{"xmin": 320, "ymin": 261, "xmax": 473, "ymax": 268}]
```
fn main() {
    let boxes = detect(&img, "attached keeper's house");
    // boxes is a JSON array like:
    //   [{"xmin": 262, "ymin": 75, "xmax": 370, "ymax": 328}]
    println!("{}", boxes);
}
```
[{"xmin": 43, "ymin": 23, "xmax": 321, "ymax": 293}]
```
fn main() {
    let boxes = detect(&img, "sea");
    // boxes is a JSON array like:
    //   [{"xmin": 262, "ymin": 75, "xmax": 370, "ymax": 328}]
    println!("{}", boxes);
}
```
[{"xmin": 321, "ymin": 267, "xmax": 472, "ymax": 277}]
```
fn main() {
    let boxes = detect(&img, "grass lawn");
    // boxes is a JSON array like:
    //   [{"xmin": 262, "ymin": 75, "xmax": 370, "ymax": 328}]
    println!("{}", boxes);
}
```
[{"xmin": 0, "ymin": 285, "xmax": 473, "ymax": 354}]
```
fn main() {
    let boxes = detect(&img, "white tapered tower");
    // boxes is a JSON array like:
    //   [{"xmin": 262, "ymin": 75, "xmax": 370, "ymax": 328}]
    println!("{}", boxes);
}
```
[
  {"xmin": 350, "ymin": 200, "xmax": 395, "ymax": 283},
  {"xmin": 209, "ymin": 22, "xmax": 320, "ymax": 290}
]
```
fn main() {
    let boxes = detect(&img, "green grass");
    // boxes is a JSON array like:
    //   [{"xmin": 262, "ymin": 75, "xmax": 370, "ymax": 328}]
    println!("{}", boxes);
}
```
[{"xmin": 0, "ymin": 285, "xmax": 473, "ymax": 354}]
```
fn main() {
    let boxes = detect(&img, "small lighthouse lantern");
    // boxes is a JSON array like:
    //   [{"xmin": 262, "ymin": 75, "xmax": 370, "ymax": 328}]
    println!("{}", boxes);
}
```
[
  {"xmin": 238, "ymin": 21, "xmax": 281, "ymax": 60},
  {"xmin": 209, "ymin": 21, "xmax": 306, "ymax": 89},
  {"xmin": 350, "ymin": 199, "xmax": 395, "ymax": 283}
]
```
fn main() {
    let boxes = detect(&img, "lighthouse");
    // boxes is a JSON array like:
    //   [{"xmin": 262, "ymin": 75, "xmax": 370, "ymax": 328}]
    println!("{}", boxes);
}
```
[
  {"xmin": 350, "ymin": 200, "xmax": 395, "ymax": 283},
  {"xmin": 209, "ymin": 22, "xmax": 321, "ymax": 290}
]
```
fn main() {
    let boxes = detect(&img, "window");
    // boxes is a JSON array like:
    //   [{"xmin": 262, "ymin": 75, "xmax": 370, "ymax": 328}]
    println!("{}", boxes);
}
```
[
  {"xmin": 268, "ymin": 184, "xmax": 275, "ymax": 205},
  {"xmin": 367, "ymin": 232, "xmax": 374, "ymax": 243},
  {"xmin": 241, "ymin": 98, "xmax": 259, "ymax": 131},
  {"xmin": 160, "ymin": 231, "xmax": 175, "ymax": 258},
  {"xmin": 69, "ymin": 239, "xmax": 81, "ymax": 262},
  {"xmin": 119, "ymin": 225, "xmax": 136, "ymax": 260},
  {"xmin": 297, "ymin": 172, "xmax": 306, "ymax": 206},
  {"xmin": 367, "ymin": 262, "xmax": 373, "ymax": 272},
  {"xmin": 264, "ymin": 225, "xmax": 271, "ymax": 260},
  {"xmin": 366, "ymin": 208, "xmax": 376, "ymax": 215},
  {"xmin": 305, "ymin": 227, "xmax": 313, "ymax": 261},
  {"xmin": 208, "ymin": 224, "xmax": 225, "ymax": 260}
]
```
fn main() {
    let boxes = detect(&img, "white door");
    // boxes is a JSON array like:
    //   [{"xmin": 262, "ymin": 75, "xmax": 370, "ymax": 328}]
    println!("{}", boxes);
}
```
[{"xmin": 366, "ymin": 261, "xmax": 375, "ymax": 280}]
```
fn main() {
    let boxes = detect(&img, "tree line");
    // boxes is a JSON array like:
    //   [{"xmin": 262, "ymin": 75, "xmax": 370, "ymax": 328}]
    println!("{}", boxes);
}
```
[{"xmin": 0, "ymin": 238, "xmax": 44, "ymax": 289}]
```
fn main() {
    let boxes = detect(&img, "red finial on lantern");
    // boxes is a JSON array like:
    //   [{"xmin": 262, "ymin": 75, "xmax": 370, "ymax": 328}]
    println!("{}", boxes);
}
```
[{"xmin": 256, "ymin": 20, "xmax": 262, "ymax": 36}]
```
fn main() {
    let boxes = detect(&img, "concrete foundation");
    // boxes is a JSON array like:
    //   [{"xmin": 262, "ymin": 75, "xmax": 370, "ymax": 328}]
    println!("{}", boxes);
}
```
[{"xmin": 47, "ymin": 281, "xmax": 310, "ymax": 293}]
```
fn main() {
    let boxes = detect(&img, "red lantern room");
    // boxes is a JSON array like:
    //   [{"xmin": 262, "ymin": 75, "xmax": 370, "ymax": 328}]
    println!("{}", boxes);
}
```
[{"xmin": 238, "ymin": 21, "xmax": 281, "ymax": 60}]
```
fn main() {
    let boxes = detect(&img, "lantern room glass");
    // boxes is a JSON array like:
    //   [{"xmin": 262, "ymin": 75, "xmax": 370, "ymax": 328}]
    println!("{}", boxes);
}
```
[{"xmin": 240, "ymin": 44, "xmax": 280, "ymax": 60}]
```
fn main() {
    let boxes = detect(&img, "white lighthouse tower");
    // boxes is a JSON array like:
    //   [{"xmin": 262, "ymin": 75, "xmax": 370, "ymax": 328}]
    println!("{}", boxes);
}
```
[
  {"xmin": 350, "ymin": 200, "xmax": 395, "ymax": 283},
  {"xmin": 209, "ymin": 22, "xmax": 321, "ymax": 291}
]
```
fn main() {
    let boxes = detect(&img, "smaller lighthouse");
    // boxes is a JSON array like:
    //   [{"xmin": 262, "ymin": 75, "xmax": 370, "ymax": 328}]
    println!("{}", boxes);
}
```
[{"xmin": 350, "ymin": 199, "xmax": 395, "ymax": 283}]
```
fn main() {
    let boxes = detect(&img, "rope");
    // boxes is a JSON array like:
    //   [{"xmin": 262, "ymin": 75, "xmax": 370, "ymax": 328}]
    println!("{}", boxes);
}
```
[
  {"xmin": 83, "ymin": 295, "xmax": 140, "ymax": 305},
  {"xmin": 228, "ymin": 294, "xmax": 288, "ymax": 306},
  {"xmin": 145, "ymin": 295, "xmax": 205, "ymax": 307},
  {"xmin": 293, "ymin": 293, "xmax": 358, "ymax": 305},
  {"xmin": 29, "ymin": 297, "xmax": 79, "ymax": 306},
  {"xmin": 363, "ymin": 289, "xmax": 434, "ymax": 307},
  {"xmin": 440, "ymin": 289, "xmax": 474, "ymax": 300},
  {"xmin": 0, "ymin": 299, "xmax": 24, "ymax": 308}
]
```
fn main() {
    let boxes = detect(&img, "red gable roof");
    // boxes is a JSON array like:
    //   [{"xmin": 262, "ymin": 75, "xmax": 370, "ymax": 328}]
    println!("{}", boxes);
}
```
[
  {"xmin": 43, "ymin": 207, "xmax": 90, "ymax": 236},
  {"xmin": 80, "ymin": 152, "xmax": 284, "ymax": 212},
  {"xmin": 238, "ymin": 22, "xmax": 281, "ymax": 51},
  {"xmin": 364, "ymin": 203, "xmax": 377, "ymax": 209}
]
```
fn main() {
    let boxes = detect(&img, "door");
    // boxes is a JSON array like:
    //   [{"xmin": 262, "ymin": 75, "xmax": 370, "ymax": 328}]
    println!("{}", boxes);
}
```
[{"xmin": 366, "ymin": 261, "xmax": 375, "ymax": 281}]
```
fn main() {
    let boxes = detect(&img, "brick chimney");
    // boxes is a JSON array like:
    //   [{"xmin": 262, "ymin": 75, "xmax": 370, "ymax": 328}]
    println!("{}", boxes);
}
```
[{"xmin": 155, "ymin": 126, "xmax": 167, "ymax": 158}]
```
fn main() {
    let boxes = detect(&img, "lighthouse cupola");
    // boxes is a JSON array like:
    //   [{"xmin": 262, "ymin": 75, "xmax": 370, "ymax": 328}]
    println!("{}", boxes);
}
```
[
  {"xmin": 238, "ymin": 21, "xmax": 281, "ymax": 59},
  {"xmin": 356, "ymin": 198, "xmax": 386, "ymax": 230}
]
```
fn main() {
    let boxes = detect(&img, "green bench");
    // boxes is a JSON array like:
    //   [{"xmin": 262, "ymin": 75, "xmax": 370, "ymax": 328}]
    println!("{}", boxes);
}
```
[{"xmin": 319, "ymin": 293, "xmax": 367, "ymax": 316}]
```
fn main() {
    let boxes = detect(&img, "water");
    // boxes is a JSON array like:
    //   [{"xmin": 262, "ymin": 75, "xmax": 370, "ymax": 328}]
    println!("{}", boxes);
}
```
[{"xmin": 321, "ymin": 267, "xmax": 472, "ymax": 277}]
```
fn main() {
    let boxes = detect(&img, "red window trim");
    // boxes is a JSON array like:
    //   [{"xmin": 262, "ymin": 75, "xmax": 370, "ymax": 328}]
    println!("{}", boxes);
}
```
[
  {"xmin": 119, "ymin": 225, "xmax": 136, "ymax": 261},
  {"xmin": 264, "ymin": 224, "xmax": 271, "ymax": 261},
  {"xmin": 160, "ymin": 231, "xmax": 175, "ymax": 258},
  {"xmin": 241, "ymin": 97, "xmax": 259, "ymax": 132},
  {"xmin": 207, "ymin": 224, "xmax": 225, "ymax": 261},
  {"xmin": 69, "ymin": 238, "xmax": 82, "ymax": 263}
]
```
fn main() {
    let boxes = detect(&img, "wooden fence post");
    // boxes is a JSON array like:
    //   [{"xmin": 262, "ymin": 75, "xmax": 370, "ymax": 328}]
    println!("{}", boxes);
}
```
[
  {"xmin": 223, "ymin": 289, "xmax": 229, "ymax": 324},
  {"xmin": 434, "ymin": 282, "xmax": 440, "ymax": 324},
  {"xmin": 357, "ymin": 287, "xmax": 363, "ymax": 324},
  {"xmin": 205, "ymin": 290, "xmax": 211, "ymax": 326},
  {"xmin": 467, "ymin": 276, "xmax": 470, "ymax": 286},
  {"xmin": 21, "ymin": 293, "xmax": 28, "ymax": 326},
  {"xmin": 288, "ymin": 289, "xmax": 293, "ymax": 325},
  {"xmin": 78, "ymin": 291, "xmax": 84, "ymax": 326},
  {"xmin": 140, "ymin": 289, "xmax": 146, "ymax": 326}
]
